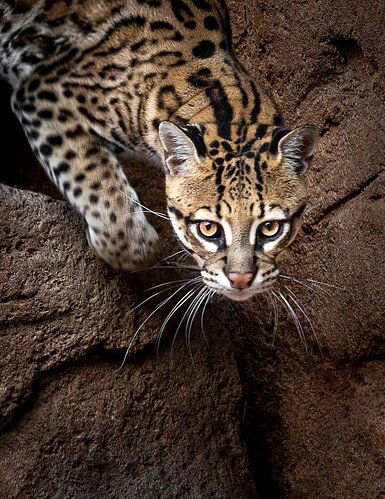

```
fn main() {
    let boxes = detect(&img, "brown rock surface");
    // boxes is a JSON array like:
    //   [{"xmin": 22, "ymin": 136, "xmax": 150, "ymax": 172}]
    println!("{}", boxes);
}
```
[{"xmin": 1, "ymin": 1, "xmax": 385, "ymax": 497}]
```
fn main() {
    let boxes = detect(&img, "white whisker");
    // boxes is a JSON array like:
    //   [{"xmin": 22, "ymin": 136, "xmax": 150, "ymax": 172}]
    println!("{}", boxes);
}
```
[
  {"xmin": 145, "ymin": 276, "xmax": 200, "ymax": 292},
  {"xmin": 170, "ymin": 285, "xmax": 205, "ymax": 355},
  {"xmin": 185, "ymin": 287, "xmax": 208, "ymax": 361},
  {"xmin": 200, "ymin": 290, "xmax": 213, "ymax": 345},
  {"xmin": 129, "ymin": 282, "xmax": 188, "ymax": 313},
  {"xmin": 178, "ymin": 251, "xmax": 191, "ymax": 265},
  {"xmin": 117, "ymin": 187, "xmax": 170, "ymax": 221},
  {"xmin": 284, "ymin": 286, "xmax": 322, "ymax": 353},
  {"xmin": 154, "ymin": 262, "xmax": 200, "ymax": 271},
  {"xmin": 127, "ymin": 263, "xmax": 200, "ymax": 275},
  {"xmin": 267, "ymin": 291, "xmax": 279, "ymax": 345},
  {"xmin": 117, "ymin": 281, "xmax": 194, "ymax": 370},
  {"xmin": 272, "ymin": 289, "xmax": 308, "ymax": 352},
  {"xmin": 280, "ymin": 274, "xmax": 333, "ymax": 297},
  {"xmin": 156, "ymin": 282, "xmax": 203, "ymax": 354},
  {"xmin": 156, "ymin": 250, "xmax": 186, "ymax": 266},
  {"xmin": 305, "ymin": 278, "xmax": 342, "ymax": 290}
]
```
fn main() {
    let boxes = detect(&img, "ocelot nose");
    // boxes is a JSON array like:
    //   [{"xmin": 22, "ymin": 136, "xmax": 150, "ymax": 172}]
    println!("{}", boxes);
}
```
[{"xmin": 228, "ymin": 272, "xmax": 254, "ymax": 290}]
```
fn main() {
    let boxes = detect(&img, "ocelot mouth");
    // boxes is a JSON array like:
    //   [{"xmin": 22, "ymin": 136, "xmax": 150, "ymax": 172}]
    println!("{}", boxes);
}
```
[{"xmin": 224, "ymin": 288, "xmax": 257, "ymax": 302}]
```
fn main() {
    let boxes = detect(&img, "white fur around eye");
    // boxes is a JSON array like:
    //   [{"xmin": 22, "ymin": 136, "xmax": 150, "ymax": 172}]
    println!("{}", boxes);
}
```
[
  {"xmin": 190, "ymin": 211, "xmax": 232, "ymax": 248},
  {"xmin": 265, "ymin": 207, "xmax": 287, "ymax": 220},
  {"xmin": 249, "ymin": 219, "xmax": 260, "ymax": 246},
  {"xmin": 194, "ymin": 209, "xmax": 215, "ymax": 220},
  {"xmin": 250, "ymin": 206, "xmax": 287, "ymax": 246},
  {"xmin": 221, "ymin": 220, "xmax": 232, "ymax": 246},
  {"xmin": 190, "ymin": 225, "xmax": 218, "ymax": 252},
  {"xmin": 263, "ymin": 224, "xmax": 289, "ymax": 251},
  {"xmin": 250, "ymin": 219, "xmax": 289, "ymax": 248}
]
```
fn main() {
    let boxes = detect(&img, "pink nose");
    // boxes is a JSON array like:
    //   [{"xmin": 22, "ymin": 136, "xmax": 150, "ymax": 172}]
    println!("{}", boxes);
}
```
[{"xmin": 228, "ymin": 273, "xmax": 254, "ymax": 290}]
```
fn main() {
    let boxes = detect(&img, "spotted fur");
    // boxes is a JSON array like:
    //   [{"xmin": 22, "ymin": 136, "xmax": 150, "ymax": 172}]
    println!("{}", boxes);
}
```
[{"xmin": 0, "ymin": 0, "xmax": 317, "ymax": 299}]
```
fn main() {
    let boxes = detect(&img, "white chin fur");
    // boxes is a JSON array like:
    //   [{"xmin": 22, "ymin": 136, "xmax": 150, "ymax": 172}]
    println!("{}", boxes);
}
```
[{"xmin": 215, "ymin": 288, "xmax": 257, "ymax": 302}]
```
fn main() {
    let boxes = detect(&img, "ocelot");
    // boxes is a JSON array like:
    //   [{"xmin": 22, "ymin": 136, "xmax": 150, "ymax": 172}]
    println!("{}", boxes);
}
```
[{"xmin": 0, "ymin": 0, "xmax": 317, "ymax": 301}]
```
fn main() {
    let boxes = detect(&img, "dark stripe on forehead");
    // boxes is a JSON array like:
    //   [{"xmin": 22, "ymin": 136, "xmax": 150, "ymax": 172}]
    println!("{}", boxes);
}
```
[
  {"xmin": 74, "ymin": 16, "xmax": 146, "ymax": 64},
  {"xmin": 254, "ymin": 156, "xmax": 264, "ymax": 185},
  {"xmin": 188, "ymin": 71, "xmax": 233, "ymax": 140},
  {"xmin": 254, "ymin": 141, "xmax": 269, "ymax": 179},
  {"xmin": 223, "ymin": 200, "xmax": 232, "ymax": 213},
  {"xmin": 235, "ymin": 120, "xmax": 245, "ymax": 139},
  {"xmin": 215, "ymin": 164, "xmax": 224, "ymax": 186},
  {"xmin": 259, "ymin": 201, "xmax": 265, "ymax": 218},
  {"xmin": 38, "ymin": 47, "xmax": 78, "ymax": 76},
  {"xmin": 207, "ymin": 82, "xmax": 233, "ymax": 139},
  {"xmin": 250, "ymin": 81, "xmax": 260, "ymax": 123},
  {"xmin": 256, "ymin": 124, "xmax": 268, "ymax": 139}
]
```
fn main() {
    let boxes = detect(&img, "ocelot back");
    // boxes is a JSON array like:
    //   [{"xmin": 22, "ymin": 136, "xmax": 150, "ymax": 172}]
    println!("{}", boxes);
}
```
[{"xmin": 0, "ymin": 0, "xmax": 317, "ymax": 301}]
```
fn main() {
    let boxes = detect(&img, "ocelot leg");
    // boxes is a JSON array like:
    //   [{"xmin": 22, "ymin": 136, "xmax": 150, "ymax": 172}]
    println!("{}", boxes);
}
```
[{"xmin": 11, "ymin": 82, "xmax": 158, "ymax": 271}]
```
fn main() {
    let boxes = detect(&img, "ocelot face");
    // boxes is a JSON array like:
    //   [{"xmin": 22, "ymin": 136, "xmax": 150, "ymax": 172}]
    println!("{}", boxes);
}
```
[{"xmin": 159, "ymin": 121, "xmax": 317, "ymax": 301}]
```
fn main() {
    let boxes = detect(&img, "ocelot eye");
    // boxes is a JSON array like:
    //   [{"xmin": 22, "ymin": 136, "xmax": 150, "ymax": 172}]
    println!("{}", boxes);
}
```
[
  {"xmin": 197, "ymin": 221, "xmax": 222, "ymax": 239},
  {"xmin": 258, "ymin": 220, "xmax": 282, "ymax": 238}
]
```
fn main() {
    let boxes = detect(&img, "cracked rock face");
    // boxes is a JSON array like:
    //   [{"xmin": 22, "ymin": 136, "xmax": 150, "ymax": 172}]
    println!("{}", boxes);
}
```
[{"xmin": 1, "ymin": 0, "xmax": 385, "ymax": 497}]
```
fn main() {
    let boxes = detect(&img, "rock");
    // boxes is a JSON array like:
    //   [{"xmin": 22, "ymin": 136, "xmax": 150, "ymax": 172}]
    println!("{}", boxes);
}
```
[{"xmin": 0, "ymin": 184, "xmax": 255, "ymax": 497}]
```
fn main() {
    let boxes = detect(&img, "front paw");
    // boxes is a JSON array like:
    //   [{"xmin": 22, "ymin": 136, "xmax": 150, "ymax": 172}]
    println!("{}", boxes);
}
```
[{"xmin": 86, "ymin": 221, "xmax": 159, "ymax": 271}]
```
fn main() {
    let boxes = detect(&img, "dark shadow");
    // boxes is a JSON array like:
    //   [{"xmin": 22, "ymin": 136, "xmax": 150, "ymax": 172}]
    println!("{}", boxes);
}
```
[{"xmin": 0, "ymin": 80, "xmax": 62, "ymax": 198}]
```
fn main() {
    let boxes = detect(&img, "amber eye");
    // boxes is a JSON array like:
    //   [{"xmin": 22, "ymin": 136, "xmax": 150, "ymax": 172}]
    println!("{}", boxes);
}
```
[
  {"xmin": 197, "ymin": 221, "xmax": 222, "ymax": 239},
  {"xmin": 259, "ymin": 220, "xmax": 282, "ymax": 238}
]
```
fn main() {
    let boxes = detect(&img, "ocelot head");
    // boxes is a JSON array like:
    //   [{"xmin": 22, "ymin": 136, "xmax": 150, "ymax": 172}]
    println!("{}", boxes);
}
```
[{"xmin": 159, "ymin": 121, "xmax": 318, "ymax": 301}]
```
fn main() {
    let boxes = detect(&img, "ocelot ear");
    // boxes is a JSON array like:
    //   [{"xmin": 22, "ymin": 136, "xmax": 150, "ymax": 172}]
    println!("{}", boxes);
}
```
[
  {"xmin": 278, "ymin": 125, "xmax": 318, "ymax": 174},
  {"xmin": 158, "ymin": 121, "xmax": 200, "ymax": 175}
]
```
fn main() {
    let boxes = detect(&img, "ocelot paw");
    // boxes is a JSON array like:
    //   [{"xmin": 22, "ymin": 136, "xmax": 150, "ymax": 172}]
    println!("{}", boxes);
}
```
[{"xmin": 86, "ymin": 219, "xmax": 159, "ymax": 271}]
